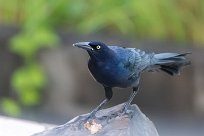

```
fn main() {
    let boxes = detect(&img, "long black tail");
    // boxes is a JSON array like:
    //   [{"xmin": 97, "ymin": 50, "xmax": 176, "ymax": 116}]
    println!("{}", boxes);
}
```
[{"xmin": 153, "ymin": 52, "xmax": 191, "ymax": 75}]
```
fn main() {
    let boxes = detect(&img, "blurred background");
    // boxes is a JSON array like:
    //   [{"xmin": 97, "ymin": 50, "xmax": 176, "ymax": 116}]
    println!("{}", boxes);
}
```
[{"xmin": 0, "ymin": 0, "xmax": 204, "ymax": 136}]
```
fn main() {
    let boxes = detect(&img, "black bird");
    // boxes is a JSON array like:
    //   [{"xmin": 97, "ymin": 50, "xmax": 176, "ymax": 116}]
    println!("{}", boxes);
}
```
[{"xmin": 73, "ymin": 41, "xmax": 190, "ymax": 120}]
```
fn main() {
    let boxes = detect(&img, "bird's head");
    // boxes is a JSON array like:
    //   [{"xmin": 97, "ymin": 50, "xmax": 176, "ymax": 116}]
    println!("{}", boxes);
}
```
[
  {"xmin": 73, "ymin": 41, "xmax": 114, "ymax": 61},
  {"xmin": 73, "ymin": 41, "xmax": 108, "ymax": 51}
]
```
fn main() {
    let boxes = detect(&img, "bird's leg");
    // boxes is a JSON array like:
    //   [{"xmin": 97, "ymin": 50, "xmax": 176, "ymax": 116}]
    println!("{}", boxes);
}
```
[
  {"xmin": 79, "ymin": 87, "xmax": 112, "ymax": 125},
  {"xmin": 76, "ymin": 99, "xmax": 109, "ymax": 129},
  {"xmin": 121, "ymin": 86, "xmax": 139, "ymax": 114},
  {"xmin": 86, "ymin": 98, "xmax": 109, "ymax": 120}
]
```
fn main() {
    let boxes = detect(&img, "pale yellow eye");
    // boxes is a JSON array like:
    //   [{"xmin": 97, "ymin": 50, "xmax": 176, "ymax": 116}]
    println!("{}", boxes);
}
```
[{"xmin": 96, "ymin": 45, "xmax": 101, "ymax": 50}]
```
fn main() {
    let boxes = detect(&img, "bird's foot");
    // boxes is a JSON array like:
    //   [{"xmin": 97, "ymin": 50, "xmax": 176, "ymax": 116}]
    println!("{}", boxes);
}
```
[
  {"xmin": 118, "ymin": 107, "xmax": 128, "ymax": 117},
  {"xmin": 118, "ymin": 103, "xmax": 133, "ymax": 117}
]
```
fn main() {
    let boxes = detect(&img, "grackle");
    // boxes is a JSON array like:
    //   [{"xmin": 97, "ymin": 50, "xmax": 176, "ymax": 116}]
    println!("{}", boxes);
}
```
[{"xmin": 73, "ymin": 41, "xmax": 190, "ymax": 121}]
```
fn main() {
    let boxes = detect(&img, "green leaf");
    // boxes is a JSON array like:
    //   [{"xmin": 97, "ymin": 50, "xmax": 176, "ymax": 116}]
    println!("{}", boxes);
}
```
[
  {"xmin": 10, "ymin": 28, "xmax": 58, "ymax": 59},
  {"xmin": 11, "ymin": 64, "xmax": 46, "ymax": 93},
  {"xmin": 19, "ymin": 88, "xmax": 41, "ymax": 106},
  {"xmin": 1, "ymin": 98, "xmax": 21, "ymax": 117},
  {"xmin": 11, "ymin": 64, "xmax": 46, "ymax": 106}
]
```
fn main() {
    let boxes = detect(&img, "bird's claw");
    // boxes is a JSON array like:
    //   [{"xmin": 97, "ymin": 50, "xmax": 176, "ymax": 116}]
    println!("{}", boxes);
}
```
[
  {"xmin": 117, "ymin": 106, "xmax": 127, "ymax": 117},
  {"xmin": 117, "ymin": 104, "xmax": 133, "ymax": 117}
]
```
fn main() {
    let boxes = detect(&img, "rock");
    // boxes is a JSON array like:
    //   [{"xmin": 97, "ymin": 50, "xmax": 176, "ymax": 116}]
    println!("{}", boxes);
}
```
[{"xmin": 33, "ymin": 103, "xmax": 159, "ymax": 136}]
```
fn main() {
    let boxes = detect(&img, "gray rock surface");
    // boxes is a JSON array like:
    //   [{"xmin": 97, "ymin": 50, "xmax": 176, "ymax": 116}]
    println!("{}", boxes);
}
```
[{"xmin": 33, "ymin": 103, "xmax": 159, "ymax": 136}]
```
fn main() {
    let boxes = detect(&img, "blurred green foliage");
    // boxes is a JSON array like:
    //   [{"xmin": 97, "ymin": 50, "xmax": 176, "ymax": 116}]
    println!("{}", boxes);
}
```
[
  {"xmin": 11, "ymin": 64, "xmax": 45, "ymax": 106},
  {"xmin": 1, "ymin": 0, "xmax": 204, "ymax": 44},
  {"xmin": 1, "ymin": 98, "xmax": 21, "ymax": 117},
  {"xmin": 0, "ymin": 0, "xmax": 58, "ymax": 116},
  {"xmin": 0, "ymin": 0, "xmax": 204, "ymax": 115}
]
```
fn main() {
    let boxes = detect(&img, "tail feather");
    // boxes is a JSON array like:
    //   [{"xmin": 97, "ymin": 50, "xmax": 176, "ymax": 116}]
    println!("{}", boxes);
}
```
[{"xmin": 153, "ymin": 52, "xmax": 191, "ymax": 75}]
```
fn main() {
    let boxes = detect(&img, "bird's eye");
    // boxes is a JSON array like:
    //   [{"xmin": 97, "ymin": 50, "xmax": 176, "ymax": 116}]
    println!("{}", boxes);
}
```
[{"xmin": 96, "ymin": 45, "xmax": 101, "ymax": 50}]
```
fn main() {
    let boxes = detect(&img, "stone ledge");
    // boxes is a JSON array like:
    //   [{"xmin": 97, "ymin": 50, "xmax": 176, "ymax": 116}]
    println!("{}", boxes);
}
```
[{"xmin": 33, "ymin": 103, "xmax": 159, "ymax": 136}]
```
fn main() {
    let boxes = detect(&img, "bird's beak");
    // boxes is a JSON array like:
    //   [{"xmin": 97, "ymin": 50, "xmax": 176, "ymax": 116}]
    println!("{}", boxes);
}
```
[{"xmin": 73, "ymin": 42, "xmax": 93, "ymax": 51}]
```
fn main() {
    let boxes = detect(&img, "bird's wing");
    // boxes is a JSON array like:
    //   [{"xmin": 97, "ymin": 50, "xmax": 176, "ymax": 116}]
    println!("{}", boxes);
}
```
[
  {"xmin": 127, "ymin": 48, "xmax": 152, "ymax": 78},
  {"xmin": 110, "ymin": 46, "xmax": 152, "ymax": 80},
  {"xmin": 125, "ymin": 47, "xmax": 150, "ymax": 69}
]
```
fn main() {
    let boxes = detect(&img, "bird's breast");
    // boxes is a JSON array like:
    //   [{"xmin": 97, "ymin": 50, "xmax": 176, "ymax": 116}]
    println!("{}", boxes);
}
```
[{"xmin": 88, "ymin": 60, "xmax": 135, "ymax": 88}]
